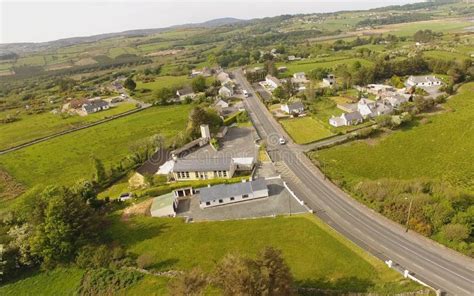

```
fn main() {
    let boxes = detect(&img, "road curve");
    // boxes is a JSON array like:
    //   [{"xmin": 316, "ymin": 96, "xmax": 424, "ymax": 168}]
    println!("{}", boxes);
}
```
[{"xmin": 234, "ymin": 70, "xmax": 474, "ymax": 295}]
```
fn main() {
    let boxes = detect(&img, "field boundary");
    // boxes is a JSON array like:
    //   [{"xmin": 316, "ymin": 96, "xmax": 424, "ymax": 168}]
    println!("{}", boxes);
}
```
[{"xmin": 0, "ymin": 105, "xmax": 150, "ymax": 155}]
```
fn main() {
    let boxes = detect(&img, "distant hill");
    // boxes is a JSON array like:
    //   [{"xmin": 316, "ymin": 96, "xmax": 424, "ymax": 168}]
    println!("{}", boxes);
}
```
[{"xmin": 0, "ymin": 17, "xmax": 246, "ymax": 55}]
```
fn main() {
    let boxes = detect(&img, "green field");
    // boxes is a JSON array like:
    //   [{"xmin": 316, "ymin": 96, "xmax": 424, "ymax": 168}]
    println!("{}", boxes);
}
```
[
  {"xmin": 107, "ymin": 214, "xmax": 419, "ymax": 293},
  {"xmin": 0, "ymin": 268, "xmax": 84, "ymax": 296},
  {"xmin": 135, "ymin": 75, "xmax": 191, "ymax": 102},
  {"xmin": 423, "ymin": 50, "xmax": 470, "ymax": 62},
  {"xmin": 310, "ymin": 82, "xmax": 474, "ymax": 190},
  {"xmin": 280, "ymin": 117, "xmax": 334, "ymax": 144},
  {"xmin": 390, "ymin": 19, "xmax": 472, "ymax": 36},
  {"xmin": 0, "ymin": 103, "xmax": 137, "ymax": 150},
  {"xmin": 278, "ymin": 57, "xmax": 373, "ymax": 75},
  {"xmin": 0, "ymin": 105, "xmax": 192, "ymax": 188}
]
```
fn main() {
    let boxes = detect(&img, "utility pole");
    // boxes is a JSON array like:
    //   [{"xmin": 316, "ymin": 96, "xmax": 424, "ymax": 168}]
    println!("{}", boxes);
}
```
[{"xmin": 405, "ymin": 196, "xmax": 414, "ymax": 233}]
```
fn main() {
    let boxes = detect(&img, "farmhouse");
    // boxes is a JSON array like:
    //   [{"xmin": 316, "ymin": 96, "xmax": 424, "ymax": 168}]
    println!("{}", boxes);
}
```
[
  {"xmin": 382, "ymin": 92, "xmax": 410, "ymax": 108},
  {"xmin": 406, "ymin": 75, "xmax": 442, "ymax": 87},
  {"xmin": 329, "ymin": 111, "xmax": 363, "ymax": 127},
  {"xmin": 367, "ymin": 84, "xmax": 395, "ymax": 95},
  {"xmin": 281, "ymin": 101, "xmax": 305, "ymax": 114},
  {"xmin": 357, "ymin": 98, "xmax": 377, "ymax": 118},
  {"xmin": 82, "ymin": 99, "xmax": 110, "ymax": 114},
  {"xmin": 322, "ymin": 74, "xmax": 336, "ymax": 88},
  {"xmin": 198, "ymin": 178, "xmax": 269, "ymax": 208},
  {"xmin": 219, "ymin": 85, "xmax": 234, "ymax": 98},
  {"xmin": 172, "ymin": 158, "xmax": 235, "ymax": 181},
  {"xmin": 265, "ymin": 75, "xmax": 282, "ymax": 89},
  {"xmin": 176, "ymin": 86, "xmax": 196, "ymax": 101}
]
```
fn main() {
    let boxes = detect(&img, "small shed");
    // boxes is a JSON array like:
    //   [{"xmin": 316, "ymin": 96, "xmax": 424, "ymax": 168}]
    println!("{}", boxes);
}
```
[{"xmin": 150, "ymin": 192, "xmax": 178, "ymax": 217}]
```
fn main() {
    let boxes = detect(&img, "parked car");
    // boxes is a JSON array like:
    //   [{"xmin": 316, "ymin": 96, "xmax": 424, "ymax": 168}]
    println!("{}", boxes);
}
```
[
  {"xmin": 279, "ymin": 137, "xmax": 286, "ymax": 145},
  {"xmin": 118, "ymin": 192, "xmax": 133, "ymax": 201}
]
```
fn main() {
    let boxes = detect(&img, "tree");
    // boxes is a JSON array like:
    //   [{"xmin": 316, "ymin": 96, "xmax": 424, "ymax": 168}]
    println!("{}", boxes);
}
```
[
  {"xmin": 187, "ymin": 107, "xmax": 222, "ymax": 138},
  {"xmin": 441, "ymin": 224, "xmax": 470, "ymax": 242},
  {"xmin": 155, "ymin": 87, "xmax": 173, "ymax": 105},
  {"xmin": 123, "ymin": 77, "xmax": 136, "ymax": 91},
  {"xmin": 192, "ymin": 76, "xmax": 207, "ymax": 92},
  {"xmin": 136, "ymin": 253, "xmax": 154, "ymax": 269},
  {"xmin": 213, "ymin": 247, "xmax": 294, "ymax": 296},
  {"xmin": 10, "ymin": 185, "xmax": 102, "ymax": 269},
  {"xmin": 92, "ymin": 157, "xmax": 107, "ymax": 185},
  {"xmin": 168, "ymin": 268, "xmax": 208, "ymax": 296},
  {"xmin": 272, "ymin": 86, "xmax": 286, "ymax": 101}
]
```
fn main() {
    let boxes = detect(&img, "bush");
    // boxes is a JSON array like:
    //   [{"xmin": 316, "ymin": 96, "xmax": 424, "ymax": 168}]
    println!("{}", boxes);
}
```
[
  {"xmin": 236, "ymin": 111, "xmax": 249, "ymax": 123},
  {"xmin": 440, "ymin": 224, "xmax": 470, "ymax": 242},
  {"xmin": 136, "ymin": 253, "xmax": 154, "ymax": 269},
  {"xmin": 76, "ymin": 268, "xmax": 143, "ymax": 295}
]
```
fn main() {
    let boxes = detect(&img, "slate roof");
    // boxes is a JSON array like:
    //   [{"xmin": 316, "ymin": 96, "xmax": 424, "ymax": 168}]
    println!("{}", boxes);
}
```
[
  {"xmin": 136, "ymin": 149, "xmax": 170, "ymax": 176},
  {"xmin": 286, "ymin": 101, "xmax": 304, "ymax": 111},
  {"xmin": 199, "ymin": 178, "xmax": 267, "ymax": 203},
  {"xmin": 82, "ymin": 99, "xmax": 109, "ymax": 113},
  {"xmin": 343, "ymin": 111, "xmax": 363, "ymax": 121},
  {"xmin": 177, "ymin": 86, "xmax": 194, "ymax": 96},
  {"xmin": 172, "ymin": 158, "xmax": 233, "ymax": 172}
]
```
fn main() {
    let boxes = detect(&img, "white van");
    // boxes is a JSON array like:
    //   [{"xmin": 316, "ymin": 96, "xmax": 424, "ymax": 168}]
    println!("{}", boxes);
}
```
[{"xmin": 243, "ymin": 89, "xmax": 249, "ymax": 98}]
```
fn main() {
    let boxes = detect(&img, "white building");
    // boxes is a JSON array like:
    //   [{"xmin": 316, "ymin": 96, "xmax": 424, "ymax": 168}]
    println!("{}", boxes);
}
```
[
  {"xmin": 382, "ymin": 92, "xmax": 410, "ymax": 108},
  {"xmin": 322, "ymin": 74, "xmax": 336, "ymax": 88},
  {"xmin": 292, "ymin": 72, "xmax": 307, "ymax": 83},
  {"xmin": 367, "ymin": 84, "xmax": 395, "ymax": 95},
  {"xmin": 357, "ymin": 98, "xmax": 377, "ymax": 118},
  {"xmin": 265, "ymin": 75, "xmax": 282, "ymax": 90},
  {"xmin": 215, "ymin": 99, "xmax": 229, "ymax": 109},
  {"xmin": 406, "ymin": 75, "xmax": 442, "ymax": 87},
  {"xmin": 281, "ymin": 101, "xmax": 305, "ymax": 114},
  {"xmin": 329, "ymin": 111, "xmax": 364, "ymax": 127},
  {"xmin": 199, "ymin": 178, "xmax": 269, "ymax": 208},
  {"xmin": 218, "ymin": 85, "xmax": 234, "ymax": 98}
]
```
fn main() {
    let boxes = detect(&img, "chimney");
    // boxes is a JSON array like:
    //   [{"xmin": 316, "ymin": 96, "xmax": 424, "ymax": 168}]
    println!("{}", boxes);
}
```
[{"xmin": 200, "ymin": 124, "xmax": 211, "ymax": 139}]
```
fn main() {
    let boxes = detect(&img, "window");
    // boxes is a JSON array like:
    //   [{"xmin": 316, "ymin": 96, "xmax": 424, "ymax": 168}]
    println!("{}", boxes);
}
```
[
  {"xmin": 219, "ymin": 199, "xmax": 223, "ymax": 204},
  {"xmin": 242, "ymin": 194, "xmax": 249, "ymax": 199},
  {"xmin": 185, "ymin": 172, "xmax": 190, "ymax": 178},
  {"xmin": 223, "ymin": 171, "xmax": 227, "ymax": 177},
  {"xmin": 206, "ymin": 202, "xmax": 210, "ymax": 206},
  {"xmin": 230, "ymin": 197, "xmax": 235, "ymax": 201}
]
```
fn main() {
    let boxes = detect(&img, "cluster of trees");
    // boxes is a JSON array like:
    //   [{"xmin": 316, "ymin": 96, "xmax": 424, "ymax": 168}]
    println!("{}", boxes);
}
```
[
  {"xmin": 413, "ymin": 29, "xmax": 442, "ymax": 43},
  {"xmin": 169, "ymin": 247, "xmax": 294, "ymax": 295},
  {"xmin": 356, "ymin": 13, "xmax": 430, "ymax": 27},
  {"xmin": 1, "ymin": 182, "xmax": 106, "ymax": 277},
  {"xmin": 354, "ymin": 179, "xmax": 473, "ymax": 256}
]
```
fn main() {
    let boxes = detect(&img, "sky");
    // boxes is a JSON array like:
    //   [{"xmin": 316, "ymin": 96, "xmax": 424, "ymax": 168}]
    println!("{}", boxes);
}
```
[{"xmin": 1, "ymin": 0, "xmax": 419, "ymax": 44}]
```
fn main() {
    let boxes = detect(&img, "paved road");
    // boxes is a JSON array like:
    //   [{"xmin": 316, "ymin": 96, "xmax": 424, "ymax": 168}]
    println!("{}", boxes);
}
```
[{"xmin": 234, "ymin": 70, "xmax": 474, "ymax": 295}]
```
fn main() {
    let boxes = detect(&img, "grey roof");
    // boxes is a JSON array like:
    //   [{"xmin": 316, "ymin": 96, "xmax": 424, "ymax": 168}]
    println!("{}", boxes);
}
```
[
  {"xmin": 199, "ymin": 178, "xmax": 267, "ymax": 202},
  {"xmin": 173, "ymin": 158, "xmax": 233, "ymax": 172},
  {"xmin": 136, "ymin": 149, "xmax": 170, "ymax": 175},
  {"xmin": 82, "ymin": 99, "xmax": 108, "ymax": 113},
  {"xmin": 408, "ymin": 75, "xmax": 441, "ymax": 84},
  {"xmin": 343, "ymin": 111, "xmax": 363, "ymax": 121},
  {"xmin": 287, "ymin": 101, "xmax": 304, "ymax": 111},
  {"xmin": 177, "ymin": 86, "xmax": 194, "ymax": 96}
]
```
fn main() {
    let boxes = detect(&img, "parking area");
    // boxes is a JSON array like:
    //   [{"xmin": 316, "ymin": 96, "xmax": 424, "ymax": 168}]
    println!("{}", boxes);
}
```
[
  {"xmin": 183, "ymin": 126, "xmax": 258, "ymax": 160},
  {"xmin": 176, "ymin": 178, "xmax": 308, "ymax": 221}
]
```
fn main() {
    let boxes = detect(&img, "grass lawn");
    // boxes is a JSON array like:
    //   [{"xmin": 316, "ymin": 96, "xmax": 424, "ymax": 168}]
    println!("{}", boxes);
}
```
[
  {"xmin": 0, "ymin": 268, "xmax": 84, "ymax": 296},
  {"xmin": 135, "ymin": 75, "xmax": 190, "ymax": 102},
  {"xmin": 280, "ymin": 117, "xmax": 334, "ymax": 144},
  {"xmin": 423, "ymin": 50, "xmax": 470, "ymax": 62},
  {"xmin": 0, "ymin": 105, "xmax": 192, "ymax": 189},
  {"xmin": 310, "ymin": 82, "xmax": 474, "ymax": 191},
  {"xmin": 0, "ymin": 103, "xmax": 137, "ymax": 150},
  {"xmin": 107, "ymin": 214, "xmax": 420, "ymax": 293}
]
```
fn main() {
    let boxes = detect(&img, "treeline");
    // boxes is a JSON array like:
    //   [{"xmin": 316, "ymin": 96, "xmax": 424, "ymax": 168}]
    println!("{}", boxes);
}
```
[
  {"xmin": 357, "ymin": 13, "xmax": 431, "ymax": 27},
  {"xmin": 354, "ymin": 179, "xmax": 473, "ymax": 256}
]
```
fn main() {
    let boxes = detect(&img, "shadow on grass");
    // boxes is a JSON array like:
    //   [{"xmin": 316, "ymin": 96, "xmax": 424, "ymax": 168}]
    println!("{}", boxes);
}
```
[
  {"xmin": 296, "ymin": 276, "xmax": 375, "ymax": 294},
  {"xmin": 106, "ymin": 216, "xmax": 171, "ymax": 247}
]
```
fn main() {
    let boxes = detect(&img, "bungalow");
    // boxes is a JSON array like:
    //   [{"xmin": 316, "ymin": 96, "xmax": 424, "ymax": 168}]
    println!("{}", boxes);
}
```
[
  {"xmin": 218, "ymin": 85, "xmax": 234, "ymax": 98},
  {"xmin": 199, "ymin": 178, "xmax": 269, "ymax": 208},
  {"xmin": 329, "ymin": 111, "xmax": 363, "ymax": 127},
  {"xmin": 265, "ymin": 75, "xmax": 281, "ymax": 90},
  {"xmin": 281, "ymin": 101, "xmax": 305, "ymax": 115},
  {"xmin": 128, "ymin": 149, "xmax": 170, "ymax": 189},
  {"xmin": 292, "ymin": 72, "xmax": 308, "ymax": 84},
  {"xmin": 176, "ymin": 86, "xmax": 196, "ymax": 101},
  {"xmin": 82, "ymin": 99, "xmax": 109, "ymax": 114},
  {"xmin": 367, "ymin": 84, "xmax": 394, "ymax": 95},
  {"xmin": 215, "ymin": 99, "xmax": 229, "ymax": 109},
  {"xmin": 322, "ymin": 74, "xmax": 336, "ymax": 88},
  {"xmin": 217, "ymin": 71, "xmax": 232, "ymax": 85},
  {"xmin": 172, "ymin": 158, "xmax": 235, "ymax": 181},
  {"xmin": 406, "ymin": 75, "xmax": 442, "ymax": 87}
]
